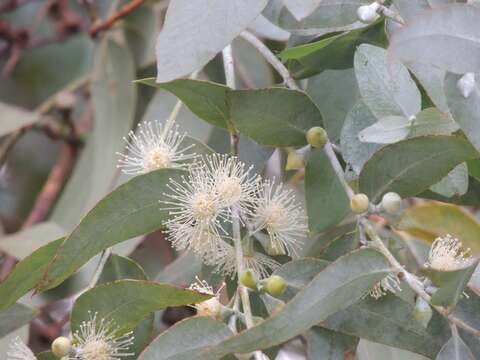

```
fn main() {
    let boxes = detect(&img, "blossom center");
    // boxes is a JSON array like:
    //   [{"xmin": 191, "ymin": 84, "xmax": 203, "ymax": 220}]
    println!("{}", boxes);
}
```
[
  {"xmin": 263, "ymin": 202, "xmax": 287, "ymax": 228},
  {"xmin": 80, "ymin": 339, "xmax": 111, "ymax": 360},
  {"xmin": 217, "ymin": 176, "xmax": 242, "ymax": 206},
  {"xmin": 144, "ymin": 146, "xmax": 170, "ymax": 172},
  {"xmin": 191, "ymin": 192, "xmax": 217, "ymax": 221}
]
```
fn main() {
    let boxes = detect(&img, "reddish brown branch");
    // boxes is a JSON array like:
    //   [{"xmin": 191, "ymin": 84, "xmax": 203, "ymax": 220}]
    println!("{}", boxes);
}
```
[{"xmin": 89, "ymin": 0, "xmax": 145, "ymax": 37}]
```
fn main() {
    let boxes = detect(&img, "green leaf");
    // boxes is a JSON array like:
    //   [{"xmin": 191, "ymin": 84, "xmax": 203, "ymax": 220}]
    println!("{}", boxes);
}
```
[
  {"xmin": 197, "ymin": 248, "xmax": 391, "ymax": 358},
  {"xmin": 305, "ymin": 150, "xmax": 350, "ymax": 233},
  {"xmin": 358, "ymin": 116, "xmax": 411, "ymax": 144},
  {"xmin": 71, "ymin": 280, "xmax": 211, "ymax": 334},
  {"xmin": 340, "ymin": 101, "xmax": 383, "ymax": 175},
  {"xmin": 408, "ymin": 108, "xmax": 458, "ymax": 137},
  {"xmin": 306, "ymin": 69, "xmax": 360, "ymax": 143},
  {"xmin": 0, "ymin": 238, "xmax": 63, "ymax": 311},
  {"xmin": 359, "ymin": 135, "xmax": 479, "ymax": 202},
  {"xmin": 138, "ymin": 79, "xmax": 323, "ymax": 147},
  {"xmin": 389, "ymin": 4, "xmax": 480, "ymax": 74},
  {"xmin": 323, "ymin": 294, "xmax": 448, "ymax": 358},
  {"xmin": 136, "ymin": 78, "xmax": 231, "ymax": 130},
  {"xmin": 37, "ymin": 169, "xmax": 184, "ymax": 292},
  {"xmin": 282, "ymin": 21, "xmax": 387, "ymax": 79},
  {"xmin": 50, "ymin": 38, "xmax": 136, "ymax": 230},
  {"xmin": 0, "ymin": 303, "xmax": 37, "ymax": 338},
  {"xmin": 398, "ymin": 202, "xmax": 480, "ymax": 255},
  {"xmin": 138, "ymin": 317, "xmax": 234, "ymax": 360},
  {"xmin": 445, "ymin": 72, "xmax": 480, "ymax": 152},
  {"xmin": 357, "ymin": 340, "xmax": 432, "ymax": 360},
  {"xmin": 37, "ymin": 352, "xmax": 57, "ymax": 360},
  {"xmin": 307, "ymin": 327, "xmax": 358, "ymax": 360},
  {"xmin": 0, "ymin": 102, "xmax": 39, "ymax": 137},
  {"xmin": 424, "ymin": 261, "xmax": 478, "ymax": 308},
  {"xmin": 155, "ymin": 251, "xmax": 203, "ymax": 286},
  {"xmin": 228, "ymin": 88, "xmax": 322, "ymax": 146},
  {"xmin": 354, "ymin": 44, "xmax": 421, "ymax": 119},
  {"xmin": 155, "ymin": 0, "xmax": 268, "ymax": 82},
  {"xmin": 436, "ymin": 334, "xmax": 475, "ymax": 360}
]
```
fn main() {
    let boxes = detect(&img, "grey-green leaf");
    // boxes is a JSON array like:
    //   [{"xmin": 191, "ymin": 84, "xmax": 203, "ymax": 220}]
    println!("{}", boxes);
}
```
[
  {"xmin": 0, "ymin": 303, "xmax": 37, "ymax": 338},
  {"xmin": 305, "ymin": 150, "xmax": 350, "ymax": 233},
  {"xmin": 354, "ymin": 44, "xmax": 421, "ymax": 119},
  {"xmin": 436, "ymin": 334, "xmax": 475, "ymax": 360},
  {"xmin": 138, "ymin": 317, "xmax": 234, "ymax": 360},
  {"xmin": 430, "ymin": 163, "xmax": 469, "ymax": 198},
  {"xmin": 359, "ymin": 135, "xmax": 479, "ymax": 202},
  {"xmin": 71, "ymin": 280, "xmax": 210, "ymax": 334},
  {"xmin": 0, "ymin": 102, "xmax": 39, "ymax": 137},
  {"xmin": 37, "ymin": 169, "xmax": 184, "ymax": 292},
  {"xmin": 389, "ymin": 4, "xmax": 480, "ymax": 74},
  {"xmin": 307, "ymin": 327, "xmax": 358, "ymax": 360},
  {"xmin": 358, "ymin": 116, "xmax": 410, "ymax": 144},
  {"xmin": 282, "ymin": 0, "xmax": 322, "ymax": 20},
  {"xmin": 445, "ymin": 72, "xmax": 480, "ymax": 152},
  {"xmin": 155, "ymin": 0, "xmax": 268, "ymax": 82}
]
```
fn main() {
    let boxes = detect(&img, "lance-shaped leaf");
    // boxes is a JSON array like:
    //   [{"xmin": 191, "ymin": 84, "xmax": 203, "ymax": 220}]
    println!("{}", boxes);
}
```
[
  {"xmin": 37, "ymin": 169, "xmax": 184, "ymax": 292},
  {"xmin": 307, "ymin": 327, "xmax": 358, "ymax": 360},
  {"xmin": 430, "ymin": 163, "xmax": 469, "ymax": 198},
  {"xmin": 138, "ymin": 317, "xmax": 234, "ymax": 360},
  {"xmin": 193, "ymin": 249, "xmax": 390, "ymax": 358},
  {"xmin": 423, "ymin": 261, "xmax": 478, "ymax": 308},
  {"xmin": 0, "ymin": 303, "xmax": 37, "ymax": 338},
  {"xmin": 358, "ymin": 116, "xmax": 411, "ymax": 144},
  {"xmin": 305, "ymin": 150, "xmax": 350, "ymax": 233},
  {"xmin": 155, "ymin": 0, "xmax": 268, "ymax": 82},
  {"xmin": 0, "ymin": 238, "xmax": 63, "ymax": 311},
  {"xmin": 445, "ymin": 72, "xmax": 480, "ymax": 152},
  {"xmin": 389, "ymin": 4, "xmax": 480, "ymax": 75},
  {"xmin": 354, "ymin": 44, "xmax": 421, "ymax": 119},
  {"xmin": 359, "ymin": 135, "xmax": 479, "ymax": 202},
  {"xmin": 71, "ymin": 280, "xmax": 211, "ymax": 334},
  {"xmin": 138, "ymin": 79, "xmax": 323, "ymax": 147}
]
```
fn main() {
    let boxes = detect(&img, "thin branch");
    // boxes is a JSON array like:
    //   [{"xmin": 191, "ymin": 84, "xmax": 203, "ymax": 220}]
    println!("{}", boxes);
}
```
[
  {"xmin": 89, "ymin": 0, "xmax": 145, "ymax": 37},
  {"xmin": 240, "ymin": 31, "xmax": 298, "ymax": 90}
]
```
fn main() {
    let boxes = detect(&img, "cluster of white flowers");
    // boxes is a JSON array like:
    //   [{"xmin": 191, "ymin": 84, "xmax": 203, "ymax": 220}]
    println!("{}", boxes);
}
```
[
  {"xmin": 425, "ymin": 234, "xmax": 473, "ymax": 271},
  {"xmin": 7, "ymin": 338, "xmax": 36, "ymax": 360},
  {"xmin": 161, "ymin": 153, "xmax": 307, "ymax": 278}
]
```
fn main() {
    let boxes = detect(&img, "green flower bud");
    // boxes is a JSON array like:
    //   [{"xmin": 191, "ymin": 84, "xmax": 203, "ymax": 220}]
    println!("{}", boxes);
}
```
[
  {"xmin": 265, "ymin": 275, "xmax": 287, "ymax": 297},
  {"xmin": 350, "ymin": 193, "xmax": 369, "ymax": 214},
  {"xmin": 51, "ymin": 336, "xmax": 72, "ymax": 358},
  {"xmin": 306, "ymin": 127, "xmax": 328, "ymax": 148},
  {"xmin": 381, "ymin": 192, "xmax": 402, "ymax": 214},
  {"xmin": 412, "ymin": 297, "xmax": 433, "ymax": 328},
  {"xmin": 239, "ymin": 269, "xmax": 257, "ymax": 290}
]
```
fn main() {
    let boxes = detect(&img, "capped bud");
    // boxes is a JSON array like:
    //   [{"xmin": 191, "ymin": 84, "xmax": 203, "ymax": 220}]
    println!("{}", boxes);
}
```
[
  {"xmin": 412, "ymin": 297, "xmax": 433, "ymax": 328},
  {"xmin": 350, "ymin": 193, "xmax": 369, "ymax": 214},
  {"xmin": 51, "ymin": 336, "xmax": 72, "ymax": 357},
  {"xmin": 285, "ymin": 148, "xmax": 305, "ymax": 170},
  {"xmin": 381, "ymin": 192, "xmax": 402, "ymax": 214},
  {"xmin": 265, "ymin": 275, "xmax": 287, "ymax": 297},
  {"xmin": 457, "ymin": 73, "xmax": 476, "ymax": 98},
  {"xmin": 306, "ymin": 127, "xmax": 328, "ymax": 148},
  {"xmin": 239, "ymin": 269, "xmax": 258, "ymax": 290},
  {"xmin": 357, "ymin": 3, "xmax": 380, "ymax": 24},
  {"xmin": 196, "ymin": 297, "xmax": 222, "ymax": 318}
]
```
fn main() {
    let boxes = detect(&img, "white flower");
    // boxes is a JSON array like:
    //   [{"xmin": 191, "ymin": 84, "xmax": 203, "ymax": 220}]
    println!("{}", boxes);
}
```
[
  {"xmin": 117, "ymin": 120, "xmax": 196, "ymax": 175},
  {"xmin": 215, "ymin": 242, "xmax": 280, "ymax": 279},
  {"xmin": 7, "ymin": 337, "xmax": 36, "ymax": 360},
  {"xmin": 368, "ymin": 274, "xmax": 402, "ymax": 300},
  {"xmin": 72, "ymin": 312, "xmax": 134, "ymax": 360},
  {"xmin": 425, "ymin": 235, "xmax": 474, "ymax": 271},
  {"xmin": 205, "ymin": 154, "xmax": 260, "ymax": 212},
  {"xmin": 252, "ymin": 181, "xmax": 307, "ymax": 257}
]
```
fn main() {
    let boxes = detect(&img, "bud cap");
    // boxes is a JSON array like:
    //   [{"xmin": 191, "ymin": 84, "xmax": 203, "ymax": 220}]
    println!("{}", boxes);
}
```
[
  {"xmin": 305, "ymin": 127, "xmax": 328, "ymax": 148},
  {"xmin": 265, "ymin": 275, "xmax": 287, "ymax": 297},
  {"xmin": 350, "ymin": 193, "xmax": 369, "ymax": 214},
  {"xmin": 381, "ymin": 192, "xmax": 402, "ymax": 214},
  {"xmin": 357, "ymin": 3, "xmax": 380, "ymax": 24},
  {"xmin": 51, "ymin": 336, "xmax": 72, "ymax": 358},
  {"xmin": 240, "ymin": 269, "xmax": 258, "ymax": 290}
]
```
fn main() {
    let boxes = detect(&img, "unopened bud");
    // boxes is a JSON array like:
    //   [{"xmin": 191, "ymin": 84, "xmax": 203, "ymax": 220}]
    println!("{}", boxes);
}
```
[
  {"xmin": 306, "ymin": 127, "xmax": 328, "ymax": 148},
  {"xmin": 350, "ymin": 193, "xmax": 369, "ymax": 214},
  {"xmin": 265, "ymin": 275, "xmax": 287, "ymax": 297},
  {"xmin": 457, "ymin": 73, "xmax": 476, "ymax": 98},
  {"xmin": 381, "ymin": 192, "xmax": 402, "ymax": 214},
  {"xmin": 412, "ymin": 297, "xmax": 433, "ymax": 328},
  {"xmin": 240, "ymin": 269, "xmax": 257, "ymax": 290},
  {"xmin": 51, "ymin": 336, "xmax": 71, "ymax": 358},
  {"xmin": 357, "ymin": 3, "xmax": 380, "ymax": 24},
  {"xmin": 196, "ymin": 297, "xmax": 222, "ymax": 319}
]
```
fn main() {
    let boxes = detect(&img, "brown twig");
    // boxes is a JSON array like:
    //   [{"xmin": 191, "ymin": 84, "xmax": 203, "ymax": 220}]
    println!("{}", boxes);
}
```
[{"xmin": 89, "ymin": 0, "xmax": 145, "ymax": 37}]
